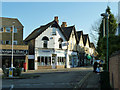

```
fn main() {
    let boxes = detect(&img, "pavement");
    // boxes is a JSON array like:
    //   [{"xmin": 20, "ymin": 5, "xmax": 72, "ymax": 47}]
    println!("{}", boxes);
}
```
[{"xmin": 80, "ymin": 72, "xmax": 101, "ymax": 89}]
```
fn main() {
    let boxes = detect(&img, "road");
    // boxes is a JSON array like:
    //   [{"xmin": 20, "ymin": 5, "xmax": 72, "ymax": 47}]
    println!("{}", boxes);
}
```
[{"xmin": 2, "ymin": 67, "xmax": 93, "ymax": 89}]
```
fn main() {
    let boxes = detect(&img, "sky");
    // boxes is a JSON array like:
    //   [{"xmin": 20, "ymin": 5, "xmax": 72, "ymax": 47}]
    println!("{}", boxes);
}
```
[{"xmin": 1, "ymin": 2, "xmax": 118, "ymax": 43}]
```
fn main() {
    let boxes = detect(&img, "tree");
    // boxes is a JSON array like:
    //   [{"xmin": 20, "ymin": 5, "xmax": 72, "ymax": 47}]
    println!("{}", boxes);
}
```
[{"xmin": 96, "ymin": 6, "xmax": 118, "ymax": 60}]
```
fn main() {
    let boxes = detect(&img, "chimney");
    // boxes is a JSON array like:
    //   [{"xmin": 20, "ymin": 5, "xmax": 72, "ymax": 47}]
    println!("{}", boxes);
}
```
[
  {"xmin": 61, "ymin": 22, "xmax": 67, "ymax": 27},
  {"xmin": 54, "ymin": 16, "xmax": 59, "ymax": 23}
]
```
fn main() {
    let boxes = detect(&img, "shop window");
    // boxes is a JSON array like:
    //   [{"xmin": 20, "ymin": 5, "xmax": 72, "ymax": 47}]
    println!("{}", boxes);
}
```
[
  {"xmin": 42, "ymin": 36, "xmax": 49, "ymax": 48},
  {"xmin": 45, "ymin": 57, "xmax": 48, "ymax": 65},
  {"xmin": 48, "ymin": 57, "xmax": 51, "ymax": 65},
  {"xmin": 6, "ymin": 27, "xmax": 11, "ymax": 33},
  {"xmin": 5, "ymin": 40, "xmax": 10, "ymax": 44},
  {"xmin": 37, "ymin": 57, "xmax": 40, "ymax": 66}
]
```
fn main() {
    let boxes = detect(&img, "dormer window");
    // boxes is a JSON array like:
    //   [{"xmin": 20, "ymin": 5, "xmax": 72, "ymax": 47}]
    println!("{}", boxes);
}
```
[{"xmin": 42, "ymin": 36, "xmax": 49, "ymax": 48}]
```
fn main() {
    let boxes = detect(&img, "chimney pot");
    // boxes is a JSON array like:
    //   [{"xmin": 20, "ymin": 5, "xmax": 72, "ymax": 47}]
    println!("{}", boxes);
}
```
[
  {"xmin": 61, "ymin": 22, "xmax": 67, "ymax": 27},
  {"xmin": 54, "ymin": 16, "xmax": 59, "ymax": 23}
]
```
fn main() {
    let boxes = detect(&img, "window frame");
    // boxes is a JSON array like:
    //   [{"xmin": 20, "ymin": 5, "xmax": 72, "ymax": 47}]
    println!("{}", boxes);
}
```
[
  {"xmin": 0, "ymin": 27, "xmax": 4, "ymax": 32},
  {"xmin": 13, "ymin": 28, "xmax": 17, "ymax": 33},
  {"xmin": 5, "ymin": 40, "xmax": 11, "ymax": 45},
  {"xmin": 13, "ymin": 40, "xmax": 17, "ymax": 45},
  {"xmin": 6, "ymin": 27, "xmax": 11, "ymax": 33}
]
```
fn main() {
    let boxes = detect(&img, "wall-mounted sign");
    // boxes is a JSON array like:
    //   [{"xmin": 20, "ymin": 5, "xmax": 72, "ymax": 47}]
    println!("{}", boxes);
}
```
[
  {"xmin": 0, "ymin": 49, "xmax": 28, "ymax": 55},
  {"xmin": 28, "ymin": 55, "xmax": 35, "ymax": 59}
]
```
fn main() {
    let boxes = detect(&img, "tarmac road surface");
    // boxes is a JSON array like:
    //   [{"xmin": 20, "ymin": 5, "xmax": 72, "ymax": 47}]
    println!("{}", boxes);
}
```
[{"xmin": 2, "ymin": 67, "xmax": 93, "ymax": 89}]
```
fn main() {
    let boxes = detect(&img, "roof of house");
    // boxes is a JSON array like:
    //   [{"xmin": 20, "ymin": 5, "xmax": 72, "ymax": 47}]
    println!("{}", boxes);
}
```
[
  {"xmin": 62, "ymin": 26, "xmax": 74, "ymax": 40},
  {"xmin": 77, "ymin": 31, "xmax": 83, "ymax": 43},
  {"xmin": 90, "ymin": 43, "xmax": 95, "ymax": 48},
  {"xmin": 83, "ymin": 34, "xmax": 90, "ymax": 46},
  {"xmin": 24, "ymin": 20, "xmax": 67, "ymax": 42},
  {"xmin": 0, "ymin": 17, "xmax": 23, "ymax": 27},
  {"xmin": 62, "ymin": 26, "xmax": 78, "ymax": 42}
]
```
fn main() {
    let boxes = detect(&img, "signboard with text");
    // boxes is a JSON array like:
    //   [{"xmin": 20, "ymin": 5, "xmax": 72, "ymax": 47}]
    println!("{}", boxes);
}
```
[{"xmin": 0, "ymin": 49, "xmax": 28, "ymax": 55}]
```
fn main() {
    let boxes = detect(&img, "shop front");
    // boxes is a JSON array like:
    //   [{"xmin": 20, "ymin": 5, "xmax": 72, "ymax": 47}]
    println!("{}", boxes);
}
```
[
  {"xmin": 36, "ymin": 49, "xmax": 66, "ymax": 69},
  {"xmin": 68, "ymin": 51, "xmax": 78, "ymax": 68},
  {"xmin": 1, "ymin": 45, "xmax": 28, "ymax": 70}
]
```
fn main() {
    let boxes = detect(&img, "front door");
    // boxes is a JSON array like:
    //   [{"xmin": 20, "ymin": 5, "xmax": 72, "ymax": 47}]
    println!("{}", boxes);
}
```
[{"xmin": 28, "ymin": 59, "xmax": 34, "ymax": 70}]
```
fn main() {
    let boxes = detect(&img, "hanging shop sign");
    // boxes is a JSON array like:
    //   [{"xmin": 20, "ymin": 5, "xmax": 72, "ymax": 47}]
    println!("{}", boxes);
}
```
[{"xmin": 0, "ymin": 49, "xmax": 28, "ymax": 54}]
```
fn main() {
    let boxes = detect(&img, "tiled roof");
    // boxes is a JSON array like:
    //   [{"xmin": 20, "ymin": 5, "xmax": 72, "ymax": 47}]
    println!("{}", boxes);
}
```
[
  {"xmin": 62, "ymin": 26, "xmax": 74, "ymax": 40},
  {"xmin": 24, "ymin": 20, "xmax": 67, "ymax": 42},
  {"xmin": 90, "ymin": 43, "xmax": 95, "ymax": 48},
  {"xmin": 62, "ymin": 26, "xmax": 78, "ymax": 42},
  {"xmin": 77, "ymin": 31, "xmax": 83, "ymax": 43},
  {"xmin": 83, "ymin": 34, "xmax": 90, "ymax": 46}
]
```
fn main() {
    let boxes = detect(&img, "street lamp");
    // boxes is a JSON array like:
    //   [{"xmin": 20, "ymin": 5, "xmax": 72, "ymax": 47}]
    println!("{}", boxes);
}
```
[
  {"xmin": 101, "ymin": 12, "xmax": 109, "ymax": 71},
  {"xmin": 11, "ymin": 22, "xmax": 15, "ymax": 68},
  {"xmin": 9, "ymin": 22, "xmax": 15, "ymax": 77}
]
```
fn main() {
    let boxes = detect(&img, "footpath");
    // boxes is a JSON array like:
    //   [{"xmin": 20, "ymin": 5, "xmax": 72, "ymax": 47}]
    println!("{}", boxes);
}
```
[{"xmin": 79, "ymin": 72, "xmax": 101, "ymax": 89}]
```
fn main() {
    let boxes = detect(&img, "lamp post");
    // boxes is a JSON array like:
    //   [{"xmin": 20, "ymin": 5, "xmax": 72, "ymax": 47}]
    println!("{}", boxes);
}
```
[
  {"xmin": 101, "ymin": 12, "xmax": 109, "ymax": 71},
  {"xmin": 11, "ymin": 22, "xmax": 15, "ymax": 68},
  {"xmin": 9, "ymin": 22, "xmax": 15, "ymax": 77}
]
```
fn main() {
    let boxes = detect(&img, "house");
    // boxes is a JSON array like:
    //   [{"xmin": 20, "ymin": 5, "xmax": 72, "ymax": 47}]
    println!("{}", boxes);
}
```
[
  {"xmin": 83, "ymin": 34, "xmax": 91, "ymax": 65},
  {"xmin": 89, "ymin": 42, "xmax": 96, "ymax": 64},
  {"xmin": 24, "ymin": 16, "xmax": 68, "ymax": 70},
  {"xmin": 77, "ymin": 31, "xmax": 85, "ymax": 66},
  {"xmin": 0, "ymin": 17, "xmax": 28, "ymax": 70},
  {"xmin": 61, "ymin": 22, "xmax": 78, "ymax": 68}
]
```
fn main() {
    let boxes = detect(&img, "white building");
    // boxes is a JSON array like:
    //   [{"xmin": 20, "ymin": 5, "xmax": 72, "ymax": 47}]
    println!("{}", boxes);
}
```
[{"xmin": 25, "ymin": 17, "xmax": 70, "ymax": 70}]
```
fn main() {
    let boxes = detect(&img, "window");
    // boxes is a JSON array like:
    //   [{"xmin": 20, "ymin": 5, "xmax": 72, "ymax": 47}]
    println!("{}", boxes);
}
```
[
  {"xmin": 13, "ymin": 28, "xmax": 17, "ymax": 33},
  {"xmin": 52, "ymin": 28, "xmax": 56, "ymax": 35},
  {"xmin": 0, "ymin": 27, "xmax": 3, "ymax": 32},
  {"xmin": 13, "ymin": 41, "xmax": 17, "ymax": 45},
  {"xmin": 42, "ymin": 36, "xmax": 49, "ymax": 48},
  {"xmin": 43, "ymin": 41, "xmax": 47, "ymax": 48},
  {"xmin": 58, "ymin": 38, "xmax": 63, "ymax": 49},
  {"xmin": 6, "ymin": 27, "xmax": 11, "ymax": 33},
  {"xmin": 0, "ymin": 40, "xmax": 3, "ymax": 44},
  {"xmin": 5, "ymin": 41, "xmax": 10, "ymax": 44}
]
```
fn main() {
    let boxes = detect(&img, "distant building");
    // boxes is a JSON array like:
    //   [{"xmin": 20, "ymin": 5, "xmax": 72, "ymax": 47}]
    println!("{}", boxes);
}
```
[
  {"xmin": 77, "ymin": 31, "xmax": 85, "ymax": 66},
  {"xmin": 0, "ymin": 17, "xmax": 28, "ymax": 69},
  {"xmin": 61, "ymin": 22, "xmax": 78, "ymax": 68}
]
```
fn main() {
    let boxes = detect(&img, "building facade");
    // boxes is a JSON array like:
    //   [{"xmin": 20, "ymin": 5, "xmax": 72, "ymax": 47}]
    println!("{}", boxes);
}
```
[
  {"xmin": 25, "ymin": 16, "xmax": 96, "ymax": 70},
  {"xmin": 25, "ymin": 17, "xmax": 68, "ymax": 70},
  {"xmin": 61, "ymin": 23, "xmax": 78, "ymax": 68},
  {"xmin": 0, "ymin": 17, "xmax": 28, "ymax": 69},
  {"xmin": 77, "ymin": 31, "xmax": 85, "ymax": 66}
]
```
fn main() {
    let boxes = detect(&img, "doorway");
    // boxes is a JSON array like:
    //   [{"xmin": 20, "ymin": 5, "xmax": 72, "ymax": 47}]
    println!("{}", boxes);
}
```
[{"xmin": 28, "ymin": 59, "xmax": 34, "ymax": 70}]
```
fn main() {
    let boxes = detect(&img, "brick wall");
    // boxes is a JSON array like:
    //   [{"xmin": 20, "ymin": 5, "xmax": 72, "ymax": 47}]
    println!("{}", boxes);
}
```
[{"xmin": 109, "ymin": 51, "xmax": 120, "ymax": 90}]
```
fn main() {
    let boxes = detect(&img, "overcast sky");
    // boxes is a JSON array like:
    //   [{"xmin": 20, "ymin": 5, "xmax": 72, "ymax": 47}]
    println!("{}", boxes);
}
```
[{"xmin": 2, "ymin": 2, "xmax": 118, "ymax": 42}]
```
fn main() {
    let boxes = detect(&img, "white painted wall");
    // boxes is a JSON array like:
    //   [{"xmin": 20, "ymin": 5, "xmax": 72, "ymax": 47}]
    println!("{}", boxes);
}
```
[{"xmin": 35, "ymin": 27, "xmax": 67, "ymax": 49}]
